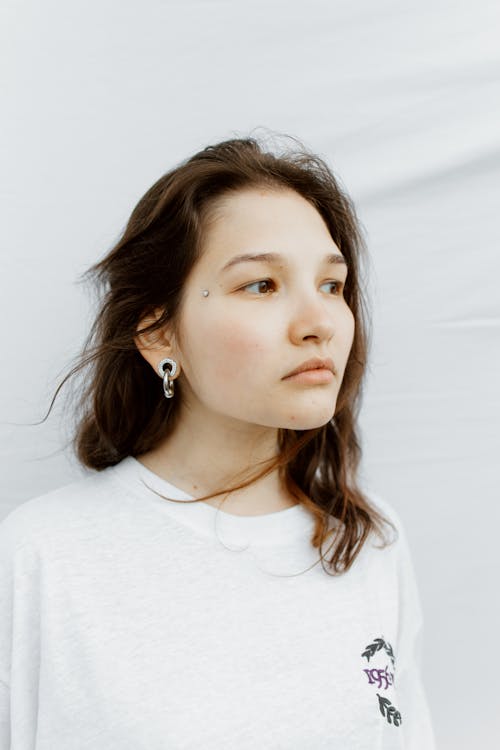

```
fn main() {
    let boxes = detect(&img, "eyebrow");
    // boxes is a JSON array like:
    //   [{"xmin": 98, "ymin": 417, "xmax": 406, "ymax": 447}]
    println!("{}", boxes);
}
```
[{"xmin": 219, "ymin": 251, "xmax": 348, "ymax": 274}]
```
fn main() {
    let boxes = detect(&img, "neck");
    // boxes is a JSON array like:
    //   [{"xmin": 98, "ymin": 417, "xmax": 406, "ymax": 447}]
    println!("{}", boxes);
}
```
[{"xmin": 135, "ymin": 407, "xmax": 298, "ymax": 516}]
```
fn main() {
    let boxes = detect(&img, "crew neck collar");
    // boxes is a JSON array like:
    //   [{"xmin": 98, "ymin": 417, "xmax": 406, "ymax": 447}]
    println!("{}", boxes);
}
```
[{"xmin": 110, "ymin": 455, "xmax": 317, "ymax": 547}]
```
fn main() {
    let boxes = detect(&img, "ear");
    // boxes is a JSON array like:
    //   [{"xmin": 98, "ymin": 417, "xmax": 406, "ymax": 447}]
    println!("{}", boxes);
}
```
[{"xmin": 134, "ymin": 308, "xmax": 179, "ymax": 374}]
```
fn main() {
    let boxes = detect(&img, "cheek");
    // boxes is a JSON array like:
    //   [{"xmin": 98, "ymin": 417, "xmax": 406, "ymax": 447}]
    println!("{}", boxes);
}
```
[
  {"xmin": 345, "ymin": 308, "xmax": 356, "ymax": 343},
  {"xmin": 188, "ymin": 312, "xmax": 271, "ymax": 381}
]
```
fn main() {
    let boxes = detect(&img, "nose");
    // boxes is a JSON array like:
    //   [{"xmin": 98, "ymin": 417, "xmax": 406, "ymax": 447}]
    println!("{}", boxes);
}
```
[{"xmin": 287, "ymin": 294, "xmax": 336, "ymax": 344}]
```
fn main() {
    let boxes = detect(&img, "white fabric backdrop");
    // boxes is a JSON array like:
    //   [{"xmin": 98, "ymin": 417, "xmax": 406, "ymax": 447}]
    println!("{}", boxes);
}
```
[{"xmin": 1, "ymin": 0, "xmax": 499, "ymax": 746}]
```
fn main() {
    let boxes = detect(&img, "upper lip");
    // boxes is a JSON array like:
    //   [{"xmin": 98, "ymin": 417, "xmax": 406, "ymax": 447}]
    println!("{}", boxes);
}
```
[{"xmin": 283, "ymin": 357, "xmax": 336, "ymax": 378}]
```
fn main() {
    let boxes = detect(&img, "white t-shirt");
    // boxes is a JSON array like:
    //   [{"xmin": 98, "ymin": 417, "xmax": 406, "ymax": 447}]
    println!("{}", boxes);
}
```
[{"xmin": 0, "ymin": 456, "xmax": 436, "ymax": 749}]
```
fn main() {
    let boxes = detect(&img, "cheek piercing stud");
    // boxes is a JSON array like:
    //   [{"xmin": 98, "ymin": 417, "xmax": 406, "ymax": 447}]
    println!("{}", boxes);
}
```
[{"xmin": 202, "ymin": 289, "xmax": 209, "ymax": 297}]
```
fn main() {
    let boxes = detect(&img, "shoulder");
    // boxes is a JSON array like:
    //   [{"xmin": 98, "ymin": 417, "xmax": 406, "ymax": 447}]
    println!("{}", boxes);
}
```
[
  {"xmin": 359, "ymin": 487, "xmax": 417, "ymax": 569},
  {"xmin": 0, "ymin": 465, "xmax": 121, "ymax": 557},
  {"xmin": 363, "ymin": 486, "xmax": 405, "ymax": 532},
  {"xmin": 357, "ymin": 490, "xmax": 425, "ymax": 625},
  {"xmin": 361, "ymin": 487, "xmax": 421, "ymax": 586}
]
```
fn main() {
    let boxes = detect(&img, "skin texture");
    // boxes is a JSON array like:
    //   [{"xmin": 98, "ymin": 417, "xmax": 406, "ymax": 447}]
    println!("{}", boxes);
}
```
[{"xmin": 134, "ymin": 187, "xmax": 355, "ymax": 516}]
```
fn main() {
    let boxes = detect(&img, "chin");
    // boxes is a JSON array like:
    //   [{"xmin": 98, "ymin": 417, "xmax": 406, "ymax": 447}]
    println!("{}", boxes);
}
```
[
  {"xmin": 285, "ymin": 419, "xmax": 334, "ymax": 431},
  {"xmin": 279, "ymin": 408, "xmax": 336, "ymax": 431}
]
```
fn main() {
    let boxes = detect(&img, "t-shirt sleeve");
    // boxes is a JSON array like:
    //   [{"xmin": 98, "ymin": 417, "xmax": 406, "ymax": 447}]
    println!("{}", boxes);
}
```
[
  {"xmin": 0, "ymin": 512, "xmax": 14, "ymax": 750},
  {"xmin": 392, "ymin": 515, "xmax": 437, "ymax": 749},
  {"xmin": 0, "ymin": 504, "xmax": 40, "ymax": 750},
  {"xmin": 0, "ymin": 678, "xmax": 8, "ymax": 750}
]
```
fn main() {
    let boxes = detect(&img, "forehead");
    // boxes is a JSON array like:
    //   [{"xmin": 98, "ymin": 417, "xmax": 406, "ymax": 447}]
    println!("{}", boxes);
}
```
[{"xmin": 199, "ymin": 188, "xmax": 342, "ymax": 266}]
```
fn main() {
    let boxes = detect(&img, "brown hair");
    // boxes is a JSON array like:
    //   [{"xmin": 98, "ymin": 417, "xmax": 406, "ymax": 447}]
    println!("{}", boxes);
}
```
[{"xmin": 42, "ymin": 130, "xmax": 396, "ymax": 575}]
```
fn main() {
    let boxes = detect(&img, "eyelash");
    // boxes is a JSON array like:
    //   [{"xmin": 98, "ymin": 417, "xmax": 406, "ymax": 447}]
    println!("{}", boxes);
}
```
[{"xmin": 239, "ymin": 278, "xmax": 345, "ymax": 296}]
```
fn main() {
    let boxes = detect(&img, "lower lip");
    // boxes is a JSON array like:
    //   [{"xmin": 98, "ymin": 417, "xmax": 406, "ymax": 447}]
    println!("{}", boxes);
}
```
[{"xmin": 283, "ymin": 368, "xmax": 335, "ymax": 384}]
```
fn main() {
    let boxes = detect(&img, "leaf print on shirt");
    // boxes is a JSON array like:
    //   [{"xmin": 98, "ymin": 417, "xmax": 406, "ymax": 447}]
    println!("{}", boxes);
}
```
[
  {"xmin": 361, "ymin": 636, "xmax": 395, "ymax": 668},
  {"xmin": 376, "ymin": 693, "xmax": 402, "ymax": 727},
  {"xmin": 361, "ymin": 635, "xmax": 403, "ymax": 728}
]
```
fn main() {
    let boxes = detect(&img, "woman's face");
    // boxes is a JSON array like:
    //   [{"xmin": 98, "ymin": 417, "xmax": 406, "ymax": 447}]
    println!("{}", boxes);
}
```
[{"xmin": 166, "ymin": 187, "xmax": 354, "ymax": 431}]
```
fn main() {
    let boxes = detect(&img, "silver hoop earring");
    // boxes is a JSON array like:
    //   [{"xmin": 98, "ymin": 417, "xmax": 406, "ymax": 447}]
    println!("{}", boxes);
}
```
[{"xmin": 157, "ymin": 357, "xmax": 178, "ymax": 399}]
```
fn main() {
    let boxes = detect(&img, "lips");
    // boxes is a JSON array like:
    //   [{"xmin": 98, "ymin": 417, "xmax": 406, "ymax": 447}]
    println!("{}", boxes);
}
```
[{"xmin": 283, "ymin": 357, "xmax": 336, "ymax": 379}]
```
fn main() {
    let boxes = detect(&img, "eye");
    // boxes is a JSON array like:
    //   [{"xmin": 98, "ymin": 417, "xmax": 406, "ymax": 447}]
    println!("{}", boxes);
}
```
[
  {"xmin": 240, "ymin": 279, "xmax": 276, "ymax": 295},
  {"xmin": 320, "ymin": 280, "xmax": 344, "ymax": 295},
  {"xmin": 241, "ymin": 279, "xmax": 344, "ymax": 297}
]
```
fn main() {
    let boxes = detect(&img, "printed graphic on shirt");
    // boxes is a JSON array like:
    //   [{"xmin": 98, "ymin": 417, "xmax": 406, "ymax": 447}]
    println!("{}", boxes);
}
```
[{"xmin": 361, "ymin": 636, "xmax": 402, "ymax": 728}]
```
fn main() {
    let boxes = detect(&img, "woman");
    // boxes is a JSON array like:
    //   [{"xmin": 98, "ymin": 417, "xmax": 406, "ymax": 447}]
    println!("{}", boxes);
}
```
[{"xmin": 0, "ymin": 135, "xmax": 436, "ymax": 748}]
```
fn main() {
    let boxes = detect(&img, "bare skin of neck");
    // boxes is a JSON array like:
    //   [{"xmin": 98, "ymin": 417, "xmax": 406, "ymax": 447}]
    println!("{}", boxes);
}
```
[{"xmin": 136, "ymin": 431, "xmax": 299, "ymax": 518}]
